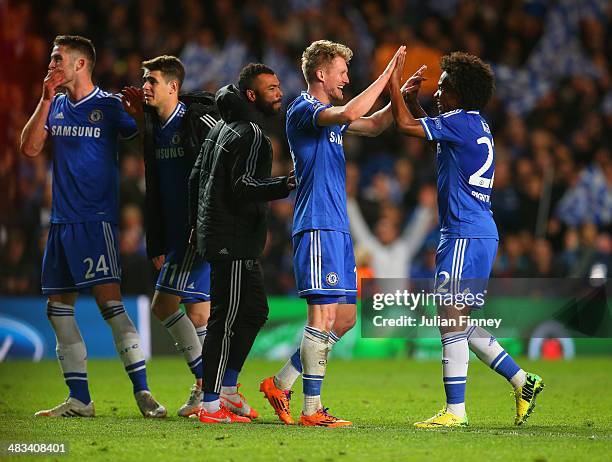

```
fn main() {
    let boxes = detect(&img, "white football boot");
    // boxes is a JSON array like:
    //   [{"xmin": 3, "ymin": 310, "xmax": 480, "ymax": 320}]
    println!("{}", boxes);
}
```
[
  {"xmin": 135, "ymin": 390, "xmax": 167, "ymax": 418},
  {"xmin": 35, "ymin": 397, "xmax": 95, "ymax": 417},
  {"xmin": 177, "ymin": 385, "xmax": 203, "ymax": 417}
]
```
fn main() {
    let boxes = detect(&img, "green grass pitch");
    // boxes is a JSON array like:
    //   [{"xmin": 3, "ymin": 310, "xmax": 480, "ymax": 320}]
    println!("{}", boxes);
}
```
[{"xmin": 1, "ymin": 358, "xmax": 611, "ymax": 461}]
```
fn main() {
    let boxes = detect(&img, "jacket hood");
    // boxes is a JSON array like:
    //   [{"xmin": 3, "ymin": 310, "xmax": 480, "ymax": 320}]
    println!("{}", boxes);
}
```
[{"xmin": 215, "ymin": 84, "xmax": 261, "ymax": 124}]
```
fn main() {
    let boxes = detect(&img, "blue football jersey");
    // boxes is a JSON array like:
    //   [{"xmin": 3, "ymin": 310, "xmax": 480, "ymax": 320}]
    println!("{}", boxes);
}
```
[
  {"xmin": 45, "ymin": 87, "xmax": 137, "ymax": 224},
  {"xmin": 153, "ymin": 101, "xmax": 191, "ymax": 248},
  {"xmin": 419, "ymin": 109, "xmax": 499, "ymax": 239},
  {"xmin": 286, "ymin": 92, "xmax": 350, "ymax": 236}
]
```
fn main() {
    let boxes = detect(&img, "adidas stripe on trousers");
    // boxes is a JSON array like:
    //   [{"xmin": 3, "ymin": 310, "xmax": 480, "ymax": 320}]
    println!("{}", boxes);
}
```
[{"xmin": 202, "ymin": 259, "xmax": 269, "ymax": 394}]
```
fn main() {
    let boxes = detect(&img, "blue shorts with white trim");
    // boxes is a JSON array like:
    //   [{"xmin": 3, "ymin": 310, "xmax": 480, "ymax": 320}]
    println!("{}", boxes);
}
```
[
  {"xmin": 434, "ymin": 237, "xmax": 498, "ymax": 309},
  {"xmin": 292, "ymin": 229, "xmax": 357, "ymax": 299},
  {"xmin": 42, "ymin": 221, "xmax": 121, "ymax": 294},
  {"xmin": 156, "ymin": 245, "xmax": 211, "ymax": 303}
]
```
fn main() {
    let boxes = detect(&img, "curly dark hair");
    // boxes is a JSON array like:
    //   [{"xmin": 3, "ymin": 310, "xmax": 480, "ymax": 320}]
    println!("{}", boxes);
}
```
[{"xmin": 440, "ymin": 52, "xmax": 495, "ymax": 111}]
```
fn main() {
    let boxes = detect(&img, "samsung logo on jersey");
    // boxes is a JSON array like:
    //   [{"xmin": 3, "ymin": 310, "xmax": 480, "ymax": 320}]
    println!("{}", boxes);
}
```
[
  {"xmin": 329, "ymin": 132, "xmax": 343, "ymax": 146},
  {"xmin": 155, "ymin": 147, "xmax": 184, "ymax": 159},
  {"xmin": 51, "ymin": 125, "xmax": 101, "ymax": 138}
]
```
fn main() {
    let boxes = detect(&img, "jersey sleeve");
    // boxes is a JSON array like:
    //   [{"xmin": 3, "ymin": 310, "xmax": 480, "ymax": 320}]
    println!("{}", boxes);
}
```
[
  {"xmin": 291, "ymin": 98, "xmax": 331, "ymax": 130},
  {"xmin": 115, "ymin": 99, "xmax": 138, "ymax": 139},
  {"xmin": 418, "ymin": 111, "xmax": 465, "ymax": 143}
]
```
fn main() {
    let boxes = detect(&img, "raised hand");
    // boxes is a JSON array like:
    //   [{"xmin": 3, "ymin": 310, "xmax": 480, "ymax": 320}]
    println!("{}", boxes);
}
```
[
  {"xmin": 390, "ymin": 47, "xmax": 407, "ymax": 89},
  {"xmin": 382, "ymin": 46, "xmax": 407, "ymax": 80},
  {"xmin": 43, "ymin": 69, "xmax": 66, "ymax": 101},
  {"xmin": 402, "ymin": 65, "xmax": 427, "ymax": 102},
  {"xmin": 121, "ymin": 86, "xmax": 145, "ymax": 119}
]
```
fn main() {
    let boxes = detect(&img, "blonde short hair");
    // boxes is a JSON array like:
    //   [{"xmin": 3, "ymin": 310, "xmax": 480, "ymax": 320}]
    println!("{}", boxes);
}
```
[{"xmin": 301, "ymin": 40, "xmax": 353, "ymax": 83}]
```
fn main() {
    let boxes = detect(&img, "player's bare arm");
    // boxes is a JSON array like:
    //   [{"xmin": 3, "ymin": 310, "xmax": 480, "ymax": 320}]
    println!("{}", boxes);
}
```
[
  {"xmin": 389, "ymin": 50, "xmax": 426, "ymax": 138},
  {"xmin": 20, "ymin": 68, "xmax": 66, "ymax": 157},
  {"xmin": 317, "ymin": 45, "xmax": 405, "ymax": 127},
  {"xmin": 347, "ymin": 64, "xmax": 427, "ymax": 137}
]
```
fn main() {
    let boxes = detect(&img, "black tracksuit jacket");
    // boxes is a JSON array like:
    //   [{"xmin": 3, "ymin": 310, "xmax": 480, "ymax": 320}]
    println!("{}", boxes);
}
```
[{"xmin": 189, "ymin": 84, "xmax": 291, "ymax": 261}]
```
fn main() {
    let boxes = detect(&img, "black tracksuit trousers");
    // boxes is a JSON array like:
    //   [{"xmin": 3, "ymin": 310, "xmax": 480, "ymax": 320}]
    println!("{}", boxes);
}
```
[{"xmin": 202, "ymin": 259, "xmax": 269, "ymax": 394}]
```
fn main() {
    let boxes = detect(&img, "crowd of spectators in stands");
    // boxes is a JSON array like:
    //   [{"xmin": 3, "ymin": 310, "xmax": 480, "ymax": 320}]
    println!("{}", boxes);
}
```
[{"xmin": 1, "ymin": 0, "xmax": 611, "ymax": 296}]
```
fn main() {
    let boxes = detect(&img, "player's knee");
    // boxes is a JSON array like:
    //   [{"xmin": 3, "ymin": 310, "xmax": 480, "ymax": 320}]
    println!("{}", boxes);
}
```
[
  {"xmin": 150, "ymin": 300, "xmax": 173, "ymax": 321},
  {"xmin": 186, "ymin": 309, "xmax": 209, "ymax": 328},
  {"xmin": 333, "ymin": 314, "xmax": 356, "ymax": 337},
  {"xmin": 306, "ymin": 311, "xmax": 327, "ymax": 331},
  {"xmin": 92, "ymin": 283, "xmax": 122, "ymax": 308},
  {"xmin": 185, "ymin": 301, "xmax": 210, "ymax": 328},
  {"xmin": 150, "ymin": 301, "xmax": 163, "ymax": 319},
  {"xmin": 47, "ymin": 293, "xmax": 77, "ymax": 309}
]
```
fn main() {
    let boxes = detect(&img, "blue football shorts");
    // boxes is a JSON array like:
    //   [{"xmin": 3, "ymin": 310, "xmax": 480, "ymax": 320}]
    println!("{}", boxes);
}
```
[
  {"xmin": 293, "ymin": 229, "xmax": 357, "ymax": 303},
  {"xmin": 42, "ymin": 221, "xmax": 121, "ymax": 294},
  {"xmin": 434, "ymin": 237, "xmax": 498, "ymax": 310},
  {"xmin": 155, "ymin": 245, "xmax": 211, "ymax": 303}
]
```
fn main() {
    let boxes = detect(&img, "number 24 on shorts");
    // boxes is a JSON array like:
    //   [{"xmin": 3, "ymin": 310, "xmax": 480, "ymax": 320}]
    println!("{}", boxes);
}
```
[{"xmin": 83, "ymin": 254, "xmax": 110, "ymax": 279}]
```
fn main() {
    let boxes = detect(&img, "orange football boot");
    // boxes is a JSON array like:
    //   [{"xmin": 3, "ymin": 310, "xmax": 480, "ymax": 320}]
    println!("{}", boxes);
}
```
[
  {"xmin": 259, "ymin": 376, "xmax": 294, "ymax": 424},
  {"xmin": 220, "ymin": 383, "xmax": 259, "ymax": 419},
  {"xmin": 198, "ymin": 404, "xmax": 251, "ymax": 424},
  {"xmin": 299, "ymin": 408, "xmax": 352, "ymax": 427}
]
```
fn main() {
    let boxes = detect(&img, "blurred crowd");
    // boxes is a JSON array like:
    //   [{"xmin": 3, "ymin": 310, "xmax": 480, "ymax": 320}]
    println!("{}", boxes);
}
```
[{"xmin": 1, "ymin": 0, "xmax": 611, "ymax": 296}]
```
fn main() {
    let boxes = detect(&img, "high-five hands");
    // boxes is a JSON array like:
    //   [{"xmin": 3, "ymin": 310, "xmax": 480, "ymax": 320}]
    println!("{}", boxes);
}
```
[
  {"xmin": 402, "ymin": 65, "xmax": 427, "ymax": 102},
  {"xmin": 381, "ymin": 46, "xmax": 407, "ymax": 81},
  {"xmin": 390, "ymin": 47, "xmax": 407, "ymax": 89}
]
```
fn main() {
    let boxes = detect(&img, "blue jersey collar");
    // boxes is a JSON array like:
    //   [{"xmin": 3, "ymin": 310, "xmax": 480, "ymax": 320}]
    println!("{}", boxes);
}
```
[
  {"xmin": 161, "ymin": 101, "xmax": 185, "ymax": 130},
  {"xmin": 68, "ymin": 86, "xmax": 100, "ymax": 108},
  {"xmin": 301, "ymin": 91, "xmax": 326, "ymax": 106}
]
